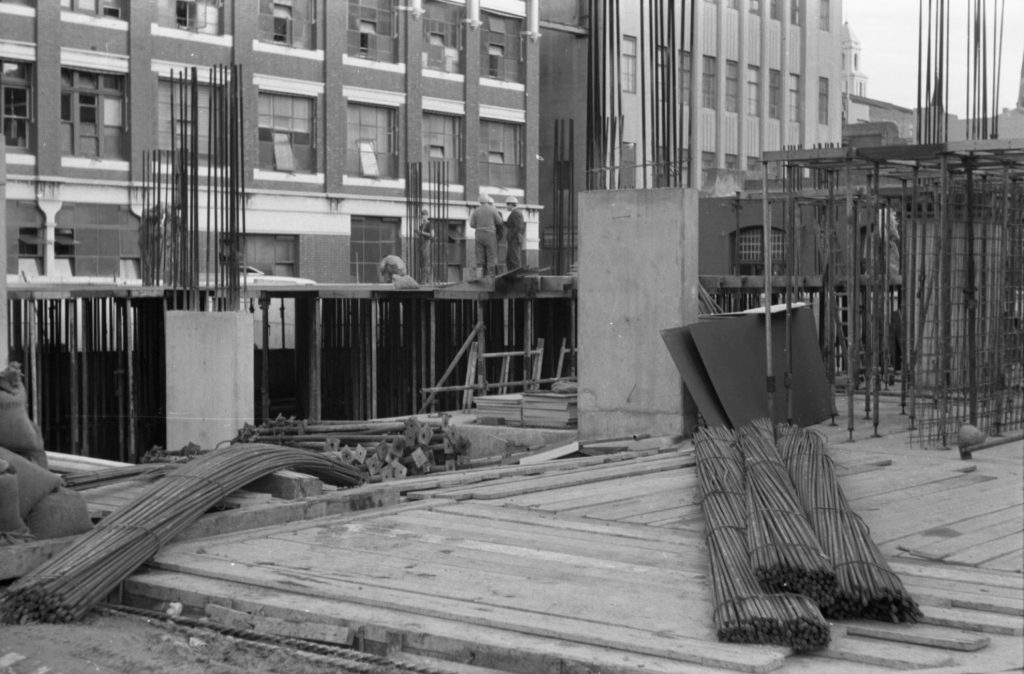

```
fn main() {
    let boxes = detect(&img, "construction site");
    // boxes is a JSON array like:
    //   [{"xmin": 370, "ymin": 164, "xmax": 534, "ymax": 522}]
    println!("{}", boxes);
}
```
[{"xmin": 2, "ymin": 0, "xmax": 1023, "ymax": 672}]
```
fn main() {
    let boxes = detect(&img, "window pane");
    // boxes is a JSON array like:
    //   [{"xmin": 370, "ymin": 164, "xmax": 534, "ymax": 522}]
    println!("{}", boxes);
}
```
[
  {"xmin": 79, "ymin": 94, "xmax": 98, "ymax": 123},
  {"xmin": 103, "ymin": 97, "xmax": 122, "ymax": 126}
]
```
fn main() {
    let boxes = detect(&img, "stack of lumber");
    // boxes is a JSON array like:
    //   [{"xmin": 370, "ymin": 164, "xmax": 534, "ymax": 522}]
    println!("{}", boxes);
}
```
[
  {"xmin": 521, "ymin": 392, "xmax": 578, "ymax": 428},
  {"xmin": 472, "ymin": 394, "xmax": 523, "ymax": 425}
]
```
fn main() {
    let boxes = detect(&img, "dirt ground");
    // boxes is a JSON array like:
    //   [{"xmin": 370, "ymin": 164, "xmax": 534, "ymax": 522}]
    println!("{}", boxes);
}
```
[{"xmin": 0, "ymin": 611, "xmax": 408, "ymax": 674}]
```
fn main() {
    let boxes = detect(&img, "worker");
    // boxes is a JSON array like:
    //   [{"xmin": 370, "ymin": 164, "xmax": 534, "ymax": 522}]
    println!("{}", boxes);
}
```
[
  {"xmin": 468, "ymin": 194, "xmax": 503, "ymax": 279},
  {"xmin": 416, "ymin": 207, "xmax": 435, "ymax": 285},
  {"xmin": 503, "ymin": 196, "xmax": 525, "ymax": 272},
  {"xmin": 378, "ymin": 255, "xmax": 420, "ymax": 289}
]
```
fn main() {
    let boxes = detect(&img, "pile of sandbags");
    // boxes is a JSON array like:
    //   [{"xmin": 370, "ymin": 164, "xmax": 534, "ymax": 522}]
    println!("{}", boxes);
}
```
[{"xmin": 1, "ymin": 363, "xmax": 93, "ymax": 543}]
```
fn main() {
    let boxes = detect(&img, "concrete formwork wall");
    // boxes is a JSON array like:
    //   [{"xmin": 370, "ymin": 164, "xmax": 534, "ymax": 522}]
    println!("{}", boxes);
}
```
[
  {"xmin": 166, "ymin": 311, "xmax": 254, "ymax": 451},
  {"xmin": 577, "ymin": 188, "xmax": 700, "ymax": 441}
]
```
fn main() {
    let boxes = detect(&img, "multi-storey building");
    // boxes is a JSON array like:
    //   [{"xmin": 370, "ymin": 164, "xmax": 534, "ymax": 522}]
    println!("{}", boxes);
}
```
[
  {"xmin": 1, "ymin": 0, "xmax": 540, "ymax": 284},
  {"xmin": 538, "ymin": 0, "xmax": 845, "ymax": 271}
]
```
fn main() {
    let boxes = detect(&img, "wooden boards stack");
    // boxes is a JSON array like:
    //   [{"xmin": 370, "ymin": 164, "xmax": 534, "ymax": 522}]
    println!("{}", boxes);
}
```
[
  {"xmin": 522, "ymin": 392, "xmax": 578, "ymax": 428},
  {"xmin": 472, "ymin": 394, "xmax": 523, "ymax": 425}
]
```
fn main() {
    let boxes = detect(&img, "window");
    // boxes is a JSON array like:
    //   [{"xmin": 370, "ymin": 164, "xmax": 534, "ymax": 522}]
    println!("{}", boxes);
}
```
[
  {"xmin": 735, "ymin": 226, "xmax": 786, "ymax": 274},
  {"xmin": 681, "ymin": 51, "xmax": 691, "ymax": 106},
  {"xmin": 480, "ymin": 120, "xmax": 523, "ymax": 188},
  {"xmin": 158, "ymin": 0, "xmax": 222, "ymax": 34},
  {"xmin": 423, "ymin": 113, "xmax": 464, "ymax": 183},
  {"xmin": 750, "ymin": 0, "xmax": 760, "ymax": 14},
  {"xmin": 157, "ymin": 80, "xmax": 211, "ymax": 160},
  {"xmin": 769, "ymin": 69, "xmax": 780, "ymax": 119},
  {"xmin": 818, "ymin": 76, "xmax": 829, "ymax": 124},
  {"xmin": 2, "ymin": 61, "xmax": 31, "ymax": 150},
  {"xmin": 61, "ymin": 0, "xmax": 124, "ymax": 17},
  {"xmin": 746, "ymin": 65, "xmax": 760, "ymax": 116},
  {"xmin": 53, "ymin": 204, "xmax": 140, "ymax": 278},
  {"xmin": 725, "ymin": 60, "xmax": 739, "ymax": 112},
  {"xmin": 621, "ymin": 35, "xmax": 637, "ymax": 93},
  {"xmin": 747, "ymin": 156, "xmax": 761, "ymax": 173},
  {"xmin": 422, "ymin": 1, "xmax": 464, "ymax": 73},
  {"xmin": 481, "ymin": 12, "xmax": 523, "ymax": 82},
  {"xmin": 244, "ymin": 234, "xmax": 297, "ymax": 277},
  {"xmin": 346, "ymin": 103, "xmax": 397, "ymax": 178},
  {"xmin": 60, "ymin": 69, "xmax": 125, "ymax": 159},
  {"xmin": 257, "ymin": 93, "xmax": 315, "ymax": 173},
  {"xmin": 791, "ymin": 0, "xmax": 801, "ymax": 25},
  {"xmin": 347, "ymin": 0, "xmax": 396, "ymax": 62},
  {"xmin": 725, "ymin": 154, "xmax": 738, "ymax": 170},
  {"xmin": 259, "ymin": 0, "xmax": 315, "ymax": 49},
  {"xmin": 770, "ymin": 0, "xmax": 781, "ymax": 20},
  {"xmin": 819, "ymin": 0, "xmax": 830, "ymax": 30},
  {"xmin": 350, "ymin": 215, "xmax": 400, "ymax": 282},
  {"xmin": 788, "ymin": 73, "xmax": 801, "ymax": 122},
  {"xmin": 702, "ymin": 56, "xmax": 717, "ymax": 109},
  {"xmin": 727, "ymin": 0, "xmax": 738, "ymax": 8}
]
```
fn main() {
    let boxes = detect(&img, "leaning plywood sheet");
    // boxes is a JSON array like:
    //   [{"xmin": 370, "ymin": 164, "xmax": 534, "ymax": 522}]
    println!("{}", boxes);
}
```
[{"xmin": 685, "ymin": 308, "xmax": 832, "ymax": 427}]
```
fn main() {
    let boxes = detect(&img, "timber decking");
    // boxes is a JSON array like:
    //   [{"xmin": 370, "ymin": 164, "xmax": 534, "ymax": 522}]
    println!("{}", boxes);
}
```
[{"xmin": 119, "ymin": 400, "xmax": 1023, "ymax": 672}]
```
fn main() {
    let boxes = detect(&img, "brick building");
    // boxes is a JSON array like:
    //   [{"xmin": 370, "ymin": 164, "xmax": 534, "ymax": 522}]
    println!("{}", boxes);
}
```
[
  {"xmin": 1, "ymin": 0, "xmax": 540, "ymax": 284},
  {"xmin": 538, "ymin": 0, "xmax": 846, "ymax": 271}
]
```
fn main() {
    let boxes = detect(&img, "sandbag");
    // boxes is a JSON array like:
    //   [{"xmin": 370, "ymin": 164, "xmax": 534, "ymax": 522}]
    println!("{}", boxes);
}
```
[
  {"xmin": 26, "ymin": 486, "xmax": 93, "ymax": 540},
  {"xmin": 0, "ymin": 363, "xmax": 47, "ymax": 467},
  {"xmin": 0, "ymin": 447, "xmax": 62, "ymax": 519},
  {"xmin": 0, "ymin": 469, "xmax": 29, "ymax": 535}
]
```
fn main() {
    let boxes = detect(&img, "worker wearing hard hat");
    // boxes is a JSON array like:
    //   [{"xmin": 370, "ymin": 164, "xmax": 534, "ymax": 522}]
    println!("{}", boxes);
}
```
[
  {"xmin": 503, "ymin": 196, "xmax": 525, "ymax": 272},
  {"xmin": 469, "ymin": 194, "xmax": 503, "ymax": 279}
]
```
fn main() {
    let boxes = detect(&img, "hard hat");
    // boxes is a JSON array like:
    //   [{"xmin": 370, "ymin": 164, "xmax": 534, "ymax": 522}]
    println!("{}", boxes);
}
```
[{"xmin": 505, "ymin": 196, "xmax": 518, "ymax": 205}]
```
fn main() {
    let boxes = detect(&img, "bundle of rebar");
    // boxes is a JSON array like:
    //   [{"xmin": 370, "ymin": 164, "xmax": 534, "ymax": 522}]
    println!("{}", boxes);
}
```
[
  {"xmin": 695, "ymin": 428, "xmax": 830, "ymax": 651},
  {"xmin": 738, "ymin": 424, "xmax": 837, "ymax": 609},
  {"xmin": 0, "ymin": 444, "xmax": 362, "ymax": 624},
  {"xmin": 777, "ymin": 426, "xmax": 923, "ymax": 622}
]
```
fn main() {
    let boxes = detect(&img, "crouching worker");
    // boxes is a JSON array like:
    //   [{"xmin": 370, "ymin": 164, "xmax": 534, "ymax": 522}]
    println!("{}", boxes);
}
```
[{"xmin": 379, "ymin": 254, "xmax": 421, "ymax": 289}]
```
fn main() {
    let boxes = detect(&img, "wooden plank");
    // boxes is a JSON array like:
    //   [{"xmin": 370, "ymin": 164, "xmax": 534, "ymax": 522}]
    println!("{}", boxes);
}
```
[
  {"xmin": 433, "ymin": 502, "xmax": 699, "ymax": 546},
  {"xmin": 905, "ymin": 579, "xmax": 1024, "ymax": 616},
  {"xmin": 243, "ymin": 470, "xmax": 323, "ymax": 500},
  {"xmin": 126, "ymin": 571, "xmax": 759, "ymax": 674},
  {"xmin": 518, "ymin": 441, "xmax": 580, "ymax": 465},
  {"xmin": 945, "ymin": 530, "xmax": 1024, "ymax": 566},
  {"xmin": 842, "ymin": 622, "xmax": 991, "ymax": 651},
  {"xmin": 149, "ymin": 553, "xmax": 785, "ymax": 673},
  {"xmin": 919, "ymin": 606, "xmax": 1024, "ymax": 636},
  {"xmin": 206, "ymin": 603, "xmax": 354, "ymax": 646},
  {"xmin": 0, "ymin": 537, "xmax": 74, "ymax": 581},
  {"xmin": 814, "ymin": 635, "xmax": 956, "ymax": 669},
  {"xmin": 887, "ymin": 559, "xmax": 1024, "ymax": 591},
  {"xmin": 890, "ymin": 505, "xmax": 1022, "ymax": 559},
  {"xmin": 985, "ymin": 550, "xmax": 1023, "ymax": 573},
  {"xmin": 431, "ymin": 454, "xmax": 695, "ymax": 501}
]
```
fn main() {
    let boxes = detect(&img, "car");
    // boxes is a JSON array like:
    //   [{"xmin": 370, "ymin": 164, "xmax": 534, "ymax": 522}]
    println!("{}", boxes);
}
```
[{"xmin": 241, "ymin": 265, "xmax": 317, "ymax": 286}]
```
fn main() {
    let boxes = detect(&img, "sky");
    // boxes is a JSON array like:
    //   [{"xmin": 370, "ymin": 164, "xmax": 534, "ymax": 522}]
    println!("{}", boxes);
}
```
[{"xmin": 843, "ymin": 0, "xmax": 1024, "ymax": 117}]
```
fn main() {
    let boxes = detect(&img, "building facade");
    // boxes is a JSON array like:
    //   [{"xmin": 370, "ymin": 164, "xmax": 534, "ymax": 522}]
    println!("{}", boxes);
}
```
[
  {"xmin": 1, "ymin": 0, "xmax": 540, "ymax": 284},
  {"xmin": 537, "ymin": 0, "xmax": 845, "ymax": 271}
]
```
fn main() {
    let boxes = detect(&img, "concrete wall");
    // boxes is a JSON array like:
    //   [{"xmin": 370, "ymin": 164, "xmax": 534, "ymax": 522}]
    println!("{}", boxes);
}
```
[
  {"xmin": 577, "ymin": 188, "xmax": 700, "ymax": 441},
  {"xmin": 165, "ymin": 311, "xmax": 254, "ymax": 452}
]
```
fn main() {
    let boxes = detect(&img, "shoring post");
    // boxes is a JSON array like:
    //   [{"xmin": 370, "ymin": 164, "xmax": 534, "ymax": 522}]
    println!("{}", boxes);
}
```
[
  {"xmin": 260, "ymin": 294, "xmax": 271, "ymax": 423},
  {"xmin": 845, "ymin": 158, "xmax": 856, "ymax": 441},
  {"xmin": 762, "ymin": 162, "xmax": 775, "ymax": 425}
]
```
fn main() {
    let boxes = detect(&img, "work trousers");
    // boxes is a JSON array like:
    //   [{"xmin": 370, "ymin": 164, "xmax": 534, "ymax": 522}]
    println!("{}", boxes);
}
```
[
  {"xmin": 505, "ymin": 233, "xmax": 523, "ymax": 271},
  {"xmin": 474, "ymin": 230, "xmax": 497, "ymax": 277}
]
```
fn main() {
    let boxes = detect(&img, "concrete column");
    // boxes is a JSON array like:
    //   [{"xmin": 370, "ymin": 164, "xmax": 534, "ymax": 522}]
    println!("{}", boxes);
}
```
[{"xmin": 165, "ymin": 311, "xmax": 255, "ymax": 451}]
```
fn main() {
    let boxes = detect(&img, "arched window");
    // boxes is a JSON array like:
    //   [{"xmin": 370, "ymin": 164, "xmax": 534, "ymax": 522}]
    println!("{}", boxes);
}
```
[{"xmin": 733, "ymin": 226, "xmax": 786, "ymax": 275}]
